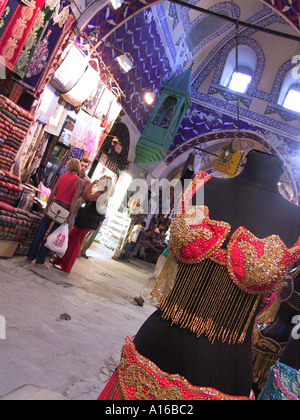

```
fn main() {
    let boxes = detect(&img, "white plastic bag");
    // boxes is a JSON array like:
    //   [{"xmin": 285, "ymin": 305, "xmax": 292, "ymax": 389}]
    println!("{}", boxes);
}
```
[{"xmin": 45, "ymin": 224, "xmax": 69, "ymax": 258}]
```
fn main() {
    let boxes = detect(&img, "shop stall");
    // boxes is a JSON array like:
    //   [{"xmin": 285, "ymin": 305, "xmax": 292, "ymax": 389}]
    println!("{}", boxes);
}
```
[{"xmin": 0, "ymin": 1, "xmax": 127, "ymax": 258}]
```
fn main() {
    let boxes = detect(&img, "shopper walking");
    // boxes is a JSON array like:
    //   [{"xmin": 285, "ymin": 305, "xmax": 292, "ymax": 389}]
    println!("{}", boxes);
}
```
[
  {"xmin": 52, "ymin": 176, "xmax": 112, "ymax": 273},
  {"xmin": 80, "ymin": 177, "xmax": 116, "ymax": 259},
  {"xmin": 69, "ymin": 158, "xmax": 91, "ymax": 226},
  {"xmin": 27, "ymin": 159, "xmax": 83, "ymax": 269},
  {"xmin": 123, "ymin": 222, "xmax": 146, "ymax": 263}
]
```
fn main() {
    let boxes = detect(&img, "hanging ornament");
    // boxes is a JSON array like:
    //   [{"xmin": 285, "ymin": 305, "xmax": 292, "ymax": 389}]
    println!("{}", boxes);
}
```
[
  {"xmin": 214, "ymin": 141, "xmax": 245, "ymax": 177},
  {"xmin": 214, "ymin": 22, "xmax": 245, "ymax": 177}
]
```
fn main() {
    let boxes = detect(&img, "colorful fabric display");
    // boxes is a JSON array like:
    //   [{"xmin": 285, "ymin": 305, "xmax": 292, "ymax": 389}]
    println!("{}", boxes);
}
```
[
  {"xmin": 0, "ymin": 95, "xmax": 34, "ymax": 171},
  {"xmin": 0, "ymin": 0, "xmax": 46, "ymax": 71},
  {"xmin": 13, "ymin": 0, "xmax": 60, "ymax": 79},
  {"xmin": 19, "ymin": 1, "xmax": 74, "ymax": 93}
]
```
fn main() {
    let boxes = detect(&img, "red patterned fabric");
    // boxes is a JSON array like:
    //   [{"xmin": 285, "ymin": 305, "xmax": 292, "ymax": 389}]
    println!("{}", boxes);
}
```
[
  {"xmin": 0, "ymin": 0, "xmax": 9, "ymax": 19},
  {"xmin": 0, "ymin": 0, "xmax": 46, "ymax": 71},
  {"xmin": 171, "ymin": 171, "xmax": 300, "ymax": 295}
]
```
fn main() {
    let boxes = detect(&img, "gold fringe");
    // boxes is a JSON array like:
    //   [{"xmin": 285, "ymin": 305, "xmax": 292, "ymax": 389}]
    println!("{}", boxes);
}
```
[
  {"xmin": 152, "ymin": 255, "xmax": 261, "ymax": 345},
  {"xmin": 252, "ymin": 328, "xmax": 286, "ymax": 390}
]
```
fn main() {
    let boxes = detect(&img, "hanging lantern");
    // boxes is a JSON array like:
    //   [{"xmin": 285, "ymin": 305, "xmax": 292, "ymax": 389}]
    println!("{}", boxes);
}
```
[
  {"xmin": 110, "ymin": 0, "xmax": 123, "ymax": 10},
  {"xmin": 117, "ymin": 53, "xmax": 134, "ymax": 73}
]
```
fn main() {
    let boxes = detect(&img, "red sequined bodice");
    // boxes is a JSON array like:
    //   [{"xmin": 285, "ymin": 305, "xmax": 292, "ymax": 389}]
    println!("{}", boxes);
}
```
[{"xmin": 170, "ymin": 172, "xmax": 300, "ymax": 295}]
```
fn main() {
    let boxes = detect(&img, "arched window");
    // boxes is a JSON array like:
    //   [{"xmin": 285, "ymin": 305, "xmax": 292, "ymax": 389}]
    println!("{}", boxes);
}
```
[
  {"xmin": 220, "ymin": 45, "xmax": 257, "ymax": 94},
  {"xmin": 278, "ymin": 68, "xmax": 300, "ymax": 114}
]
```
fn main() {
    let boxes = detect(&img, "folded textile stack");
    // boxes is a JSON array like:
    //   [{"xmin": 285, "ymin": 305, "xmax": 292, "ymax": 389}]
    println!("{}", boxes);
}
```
[
  {"xmin": 0, "ymin": 170, "xmax": 23, "ymax": 207},
  {"xmin": 0, "ymin": 95, "xmax": 34, "ymax": 171},
  {"xmin": 0, "ymin": 201, "xmax": 30, "ymax": 243},
  {"xmin": 15, "ymin": 209, "xmax": 43, "ymax": 255}
]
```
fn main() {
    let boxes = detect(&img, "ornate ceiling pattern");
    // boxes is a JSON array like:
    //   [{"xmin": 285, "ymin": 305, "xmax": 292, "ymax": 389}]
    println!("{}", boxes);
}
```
[
  {"xmin": 79, "ymin": 0, "xmax": 300, "ymax": 35},
  {"xmin": 76, "ymin": 0, "xmax": 300, "ymax": 202}
]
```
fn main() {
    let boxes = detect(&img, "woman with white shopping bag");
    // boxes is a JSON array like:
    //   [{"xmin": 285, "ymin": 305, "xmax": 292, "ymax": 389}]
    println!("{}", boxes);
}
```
[
  {"xmin": 26, "ymin": 159, "xmax": 83, "ymax": 269},
  {"xmin": 45, "ymin": 223, "xmax": 69, "ymax": 259},
  {"xmin": 51, "ymin": 176, "xmax": 112, "ymax": 273}
]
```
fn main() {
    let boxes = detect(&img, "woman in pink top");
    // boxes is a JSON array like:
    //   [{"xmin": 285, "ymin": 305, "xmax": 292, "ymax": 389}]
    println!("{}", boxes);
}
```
[{"xmin": 27, "ymin": 159, "xmax": 83, "ymax": 269}]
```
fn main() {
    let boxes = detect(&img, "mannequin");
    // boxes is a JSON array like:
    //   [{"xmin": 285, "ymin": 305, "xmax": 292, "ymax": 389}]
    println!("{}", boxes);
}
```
[
  {"xmin": 280, "ymin": 332, "xmax": 300, "ymax": 370},
  {"xmin": 133, "ymin": 150, "xmax": 300, "ymax": 397}
]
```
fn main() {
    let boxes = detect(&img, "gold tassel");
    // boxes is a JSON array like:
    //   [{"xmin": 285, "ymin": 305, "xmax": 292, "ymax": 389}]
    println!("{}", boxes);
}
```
[
  {"xmin": 153, "ymin": 257, "xmax": 262, "ymax": 345},
  {"xmin": 252, "ymin": 327, "xmax": 286, "ymax": 390}
]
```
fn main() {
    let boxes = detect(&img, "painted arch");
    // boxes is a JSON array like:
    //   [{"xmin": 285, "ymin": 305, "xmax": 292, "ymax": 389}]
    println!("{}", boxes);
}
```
[{"xmin": 80, "ymin": 0, "xmax": 300, "ymax": 37}]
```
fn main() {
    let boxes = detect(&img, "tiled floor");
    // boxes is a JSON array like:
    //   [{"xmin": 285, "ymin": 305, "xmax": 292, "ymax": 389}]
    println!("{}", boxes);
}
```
[{"xmin": 0, "ymin": 243, "xmax": 156, "ymax": 400}]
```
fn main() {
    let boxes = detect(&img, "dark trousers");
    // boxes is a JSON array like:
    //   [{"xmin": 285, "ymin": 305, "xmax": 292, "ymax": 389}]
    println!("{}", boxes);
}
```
[
  {"xmin": 27, "ymin": 215, "xmax": 60, "ymax": 265},
  {"xmin": 124, "ymin": 242, "xmax": 136, "ymax": 260}
]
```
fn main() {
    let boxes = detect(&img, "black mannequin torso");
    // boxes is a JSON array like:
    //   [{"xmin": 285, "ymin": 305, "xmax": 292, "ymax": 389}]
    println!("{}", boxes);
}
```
[
  {"xmin": 134, "ymin": 150, "xmax": 300, "ymax": 397},
  {"xmin": 202, "ymin": 152, "xmax": 300, "ymax": 248},
  {"xmin": 280, "ymin": 333, "xmax": 300, "ymax": 370}
]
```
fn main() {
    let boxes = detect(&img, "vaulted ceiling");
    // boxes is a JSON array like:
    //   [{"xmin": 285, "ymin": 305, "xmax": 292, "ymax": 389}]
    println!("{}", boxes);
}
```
[{"xmin": 71, "ymin": 0, "xmax": 300, "ymax": 202}]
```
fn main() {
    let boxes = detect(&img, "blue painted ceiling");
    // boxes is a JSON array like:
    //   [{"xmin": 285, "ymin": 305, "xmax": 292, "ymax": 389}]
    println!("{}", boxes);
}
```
[{"xmin": 81, "ymin": 0, "xmax": 300, "ymax": 201}]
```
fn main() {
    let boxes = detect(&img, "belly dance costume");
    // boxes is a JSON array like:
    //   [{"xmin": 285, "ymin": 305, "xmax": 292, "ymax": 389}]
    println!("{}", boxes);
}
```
[{"xmin": 99, "ymin": 172, "xmax": 300, "ymax": 401}]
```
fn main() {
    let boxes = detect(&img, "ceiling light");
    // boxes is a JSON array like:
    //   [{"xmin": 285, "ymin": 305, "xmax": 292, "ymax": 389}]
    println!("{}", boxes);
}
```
[
  {"xmin": 228, "ymin": 71, "xmax": 252, "ymax": 94},
  {"xmin": 117, "ymin": 53, "xmax": 134, "ymax": 73},
  {"xmin": 144, "ymin": 92, "xmax": 155, "ymax": 105},
  {"xmin": 283, "ymin": 89, "xmax": 300, "ymax": 114},
  {"xmin": 110, "ymin": 0, "xmax": 123, "ymax": 9}
]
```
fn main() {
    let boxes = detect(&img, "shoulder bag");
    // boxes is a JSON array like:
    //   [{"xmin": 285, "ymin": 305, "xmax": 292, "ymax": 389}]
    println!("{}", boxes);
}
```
[
  {"xmin": 46, "ymin": 179, "xmax": 77, "ymax": 224},
  {"xmin": 75, "ymin": 201, "xmax": 105, "ymax": 231}
]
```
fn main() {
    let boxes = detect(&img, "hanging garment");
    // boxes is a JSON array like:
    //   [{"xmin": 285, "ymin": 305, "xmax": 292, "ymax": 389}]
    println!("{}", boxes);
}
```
[
  {"xmin": 35, "ymin": 13, "xmax": 76, "ymax": 98},
  {"xmin": 18, "ymin": 1, "xmax": 73, "ymax": 94},
  {"xmin": 101, "ymin": 95, "xmax": 122, "ymax": 128},
  {"xmin": 83, "ymin": 117, "xmax": 102, "ymax": 155},
  {"xmin": 50, "ymin": 43, "xmax": 89, "ymax": 93},
  {"xmin": 94, "ymin": 87, "xmax": 115, "ymax": 122},
  {"xmin": 13, "ymin": 0, "xmax": 59, "ymax": 79},
  {"xmin": 61, "ymin": 64, "xmax": 100, "ymax": 107},
  {"xmin": 35, "ymin": 83, "xmax": 60, "ymax": 125},
  {"xmin": 81, "ymin": 78, "xmax": 106, "ymax": 116},
  {"xmin": 68, "ymin": 109, "xmax": 92, "ymax": 149},
  {"xmin": 0, "ymin": 0, "xmax": 46, "ymax": 71}
]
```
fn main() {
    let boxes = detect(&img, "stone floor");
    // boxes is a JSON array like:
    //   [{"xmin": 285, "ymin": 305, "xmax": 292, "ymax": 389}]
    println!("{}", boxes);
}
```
[{"xmin": 0, "ymin": 243, "xmax": 156, "ymax": 400}]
